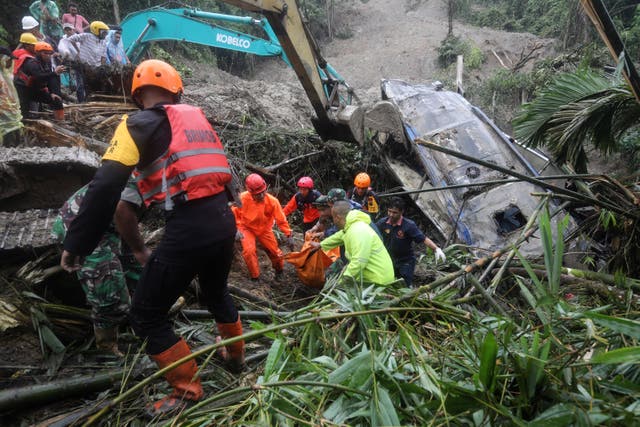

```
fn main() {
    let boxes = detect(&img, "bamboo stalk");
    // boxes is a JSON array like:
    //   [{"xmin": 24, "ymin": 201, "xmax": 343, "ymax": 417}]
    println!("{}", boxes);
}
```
[
  {"xmin": 378, "ymin": 174, "xmax": 599, "ymax": 198},
  {"xmin": 0, "ymin": 370, "xmax": 123, "ymax": 412},
  {"xmin": 416, "ymin": 139, "xmax": 639, "ymax": 220},
  {"xmin": 182, "ymin": 309, "xmax": 290, "ymax": 320}
]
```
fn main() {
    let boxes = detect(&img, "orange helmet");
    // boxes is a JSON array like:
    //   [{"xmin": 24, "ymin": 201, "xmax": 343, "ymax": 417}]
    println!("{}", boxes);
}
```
[
  {"xmin": 131, "ymin": 59, "xmax": 183, "ymax": 98},
  {"xmin": 245, "ymin": 173, "xmax": 267, "ymax": 194},
  {"xmin": 35, "ymin": 42, "xmax": 54, "ymax": 53},
  {"xmin": 297, "ymin": 176, "xmax": 314, "ymax": 189},
  {"xmin": 354, "ymin": 172, "xmax": 371, "ymax": 188}
]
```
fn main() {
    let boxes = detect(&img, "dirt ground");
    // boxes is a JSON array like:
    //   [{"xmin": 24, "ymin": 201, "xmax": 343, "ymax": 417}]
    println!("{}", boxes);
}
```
[{"xmin": 251, "ymin": 0, "xmax": 555, "ymax": 106}]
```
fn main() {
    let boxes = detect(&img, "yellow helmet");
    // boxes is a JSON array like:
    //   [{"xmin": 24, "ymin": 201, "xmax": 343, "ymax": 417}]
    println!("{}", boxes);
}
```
[
  {"xmin": 19, "ymin": 32, "xmax": 38, "ymax": 45},
  {"xmin": 89, "ymin": 21, "xmax": 109, "ymax": 37}
]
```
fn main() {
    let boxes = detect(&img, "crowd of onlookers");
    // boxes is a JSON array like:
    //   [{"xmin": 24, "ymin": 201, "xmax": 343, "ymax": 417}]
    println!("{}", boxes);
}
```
[{"xmin": 9, "ymin": 1, "xmax": 131, "ymax": 120}]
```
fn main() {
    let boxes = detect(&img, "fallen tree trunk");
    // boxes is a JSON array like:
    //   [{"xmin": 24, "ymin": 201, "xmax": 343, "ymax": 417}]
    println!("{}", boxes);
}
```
[{"xmin": 0, "ymin": 369, "xmax": 123, "ymax": 413}]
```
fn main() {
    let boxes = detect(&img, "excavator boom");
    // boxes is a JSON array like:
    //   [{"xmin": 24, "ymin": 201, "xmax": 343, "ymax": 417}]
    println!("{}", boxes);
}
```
[{"xmin": 120, "ymin": 3, "xmax": 363, "ymax": 143}]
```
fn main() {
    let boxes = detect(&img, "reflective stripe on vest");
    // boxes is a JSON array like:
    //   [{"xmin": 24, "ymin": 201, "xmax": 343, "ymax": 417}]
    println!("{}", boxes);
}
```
[{"xmin": 134, "ymin": 104, "xmax": 232, "ymax": 210}]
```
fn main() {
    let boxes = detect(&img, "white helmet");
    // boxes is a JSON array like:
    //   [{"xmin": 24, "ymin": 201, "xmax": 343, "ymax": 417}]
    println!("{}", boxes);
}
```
[{"xmin": 22, "ymin": 16, "xmax": 39, "ymax": 30}]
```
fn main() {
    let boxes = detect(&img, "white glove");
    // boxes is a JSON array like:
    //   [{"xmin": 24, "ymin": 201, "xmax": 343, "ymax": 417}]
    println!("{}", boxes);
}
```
[
  {"xmin": 235, "ymin": 230, "xmax": 244, "ymax": 241},
  {"xmin": 434, "ymin": 247, "xmax": 446, "ymax": 264}
]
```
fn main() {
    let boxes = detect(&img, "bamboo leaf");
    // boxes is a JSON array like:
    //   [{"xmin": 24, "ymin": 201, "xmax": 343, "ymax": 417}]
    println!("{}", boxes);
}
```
[
  {"xmin": 328, "ymin": 350, "xmax": 371, "ymax": 385},
  {"xmin": 371, "ymin": 386, "xmax": 400, "ymax": 427},
  {"xmin": 528, "ymin": 403, "xmax": 576, "ymax": 426},
  {"xmin": 478, "ymin": 331, "xmax": 497, "ymax": 392},
  {"xmin": 590, "ymin": 347, "xmax": 640, "ymax": 364},
  {"xmin": 263, "ymin": 338, "xmax": 286, "ymax": 380},
  {"xmin": 582, "ymin": 312, "xmax": 640, "ymax": 340}
]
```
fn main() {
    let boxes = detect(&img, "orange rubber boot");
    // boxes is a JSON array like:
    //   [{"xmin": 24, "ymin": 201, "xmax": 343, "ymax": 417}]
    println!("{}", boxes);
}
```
[
  {"xmin": 53, "ymin": 109, "xmax": 64, "ymax": 121},
  {"xmin": 146, "ymin": 338, "xmax": 203, "ymax": 418},
  {"xmin": 216, "ymin": 316, "xmax": 245, "ymax": 374}
]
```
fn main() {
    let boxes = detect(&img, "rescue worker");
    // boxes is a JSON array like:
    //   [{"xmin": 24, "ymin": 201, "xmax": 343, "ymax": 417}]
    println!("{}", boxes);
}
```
[
  {"xmin": 12, "ymin": 33, "xmax": 37, "ymax": 77},
  {"xmin": 14, "ymin": 41, "xmax": 65, "ymax": 120},
  {"xmin": 233, "ymin": 174, "xmax": 295, "ymax": 281},
  {"xmin": 283, "ymin": 176, "xmax": 321, "ymax": 233},
  {"xmin": 376, "ymin": 197, "xmax": 446, "ymax": 287},
  {"xmin": 59, "ymin": 60, "xmax": 243, "ymax": 417},
  {"xmin": 52, "ymin": 181, "xmax": 148, "ymax": 356},
  {"xmin": 348, "ymin": 172, "xmax": 380, "ymax": 218},
  {"xmin": 311, "ymin": 200, "xmax": 394, "ymax": 285}
]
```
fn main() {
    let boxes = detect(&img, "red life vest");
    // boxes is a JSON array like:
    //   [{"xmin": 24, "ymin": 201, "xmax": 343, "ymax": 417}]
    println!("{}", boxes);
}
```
[
  {"xmin": 13, "ymin": 49, "xmax": 35, "ymax": 86},
  {"xmin": 134, "ymin": 104, "xmax": 232, "ymax": 209}
]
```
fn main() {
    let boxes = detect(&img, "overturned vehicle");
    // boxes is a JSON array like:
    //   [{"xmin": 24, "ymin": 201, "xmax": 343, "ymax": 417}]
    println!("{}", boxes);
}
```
[{"xmin": 376, "ymin": 79, "xmax": 574, "ymax": 256}]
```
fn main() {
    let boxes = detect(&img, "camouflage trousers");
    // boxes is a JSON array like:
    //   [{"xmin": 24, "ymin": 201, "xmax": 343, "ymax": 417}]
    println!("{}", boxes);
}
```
[{"xmin": 76, "ymin": 233, "xmax": 132, "ymax": 329}]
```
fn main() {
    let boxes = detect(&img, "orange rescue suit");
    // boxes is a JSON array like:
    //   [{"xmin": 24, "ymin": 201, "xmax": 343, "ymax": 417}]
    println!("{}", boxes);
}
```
[{"xmin": 232, "ymin": 191, "xmax": 292, "ymax": 279}]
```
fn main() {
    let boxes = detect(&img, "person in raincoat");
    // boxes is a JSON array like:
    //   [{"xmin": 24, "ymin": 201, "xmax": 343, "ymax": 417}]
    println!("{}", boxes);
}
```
[
  {"xmin": 29, "ymin": 0, "xmax": 63, "ymax": 42},
  {"xmin": 105, "ymin": 28, "xmax": 130, "ymax": 66},
  {"xmin": 312, "ymin": 200, "xmax": 394, "ymax": 285}
]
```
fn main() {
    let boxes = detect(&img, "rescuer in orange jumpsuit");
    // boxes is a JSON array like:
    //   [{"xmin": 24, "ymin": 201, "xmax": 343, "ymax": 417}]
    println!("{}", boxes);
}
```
[
  {"xmin": 283, "ymin": 176, "xmax": 321, "ymax": 232},
  {"xmin": 233, "ymin": 174, "xmax": 295, "ymax": 281}
]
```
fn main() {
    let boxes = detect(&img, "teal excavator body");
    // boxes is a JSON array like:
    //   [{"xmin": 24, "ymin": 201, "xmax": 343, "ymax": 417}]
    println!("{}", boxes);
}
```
[{"xmin": 119, "ymin": 7, "xmax": 362, "ymax": 143}]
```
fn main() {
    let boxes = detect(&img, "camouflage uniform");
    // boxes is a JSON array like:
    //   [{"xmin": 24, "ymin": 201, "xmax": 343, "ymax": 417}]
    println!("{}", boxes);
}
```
[{"xmin": 52, "ymin": 182, "xmax": 142, "ymax": 329}]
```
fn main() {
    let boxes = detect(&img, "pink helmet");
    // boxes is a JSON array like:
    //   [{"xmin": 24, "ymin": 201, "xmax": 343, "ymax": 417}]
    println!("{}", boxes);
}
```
[
  {"xmin": 245, "ymin": 173, "xmax": 267, "ymax": 194},
  {"xmin": 297, "ymin": 176, "xmax": 314, "ymax": 189}
]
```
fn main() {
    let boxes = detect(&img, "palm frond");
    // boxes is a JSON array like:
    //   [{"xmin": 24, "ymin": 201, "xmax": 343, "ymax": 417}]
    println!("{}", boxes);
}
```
[{"xmin": 513, "ymin": 69, "xmax": 640, "ymax": 172}]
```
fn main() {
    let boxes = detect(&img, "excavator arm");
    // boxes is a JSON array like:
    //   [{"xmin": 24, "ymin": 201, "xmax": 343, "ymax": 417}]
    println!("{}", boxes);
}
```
[{"xmin": 120, "ymin": 3, "xmax": 363, "ymax": 143}]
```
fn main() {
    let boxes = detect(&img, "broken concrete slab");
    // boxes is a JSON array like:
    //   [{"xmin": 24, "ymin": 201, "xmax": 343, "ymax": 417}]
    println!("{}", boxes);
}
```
[{"xmin": 0, "ymin": 147, "xmax": 99, "ymax": 211}]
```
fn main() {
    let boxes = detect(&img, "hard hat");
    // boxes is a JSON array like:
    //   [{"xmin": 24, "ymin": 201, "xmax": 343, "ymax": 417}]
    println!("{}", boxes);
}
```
[
  {"xmin": 89, "ymin": 21, "xmax": 109, "ymax": 37},
  {"xmin": 327, "ymin": 188, "xmax": 347, "ymax": 202},
  {"xmin": 35, "ymin": 42, "xmax": 54, "ymax": 53},
  {"xmin": 19, "ymin": 32, "xmax": 38, "ymax": 45},
  {"xmin": 297, "ymin": 176, "xmax": 314, "ymax": 189},
  {"xmin": 62, "ymin": 23, "xmax": 74, "ymax": 30},
  {"xmin": 354, "ymin": 172, "xmax": 371, "ymax": 188},
  {"xmin": 245, "ymin": 174, "xmax": 267, "ymax": 194},
  {"xmin": 131, "ymin": 59, "xmax": 183, "ymax": 97},
  {"xmin": 22, "ymin": 16, "xmax": 39, "ymax": 30}
]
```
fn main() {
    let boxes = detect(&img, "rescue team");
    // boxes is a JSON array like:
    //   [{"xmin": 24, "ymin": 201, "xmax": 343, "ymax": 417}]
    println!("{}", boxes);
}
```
[{"xmin": 54, "ymin": 59, "xmax": 447, "ymax": 417}]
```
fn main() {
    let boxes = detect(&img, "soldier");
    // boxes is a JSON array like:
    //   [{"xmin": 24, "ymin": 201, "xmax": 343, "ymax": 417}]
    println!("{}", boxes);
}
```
[{"xmin": 52, "ymin": 181, "xmax": 149, "ymax": 356}]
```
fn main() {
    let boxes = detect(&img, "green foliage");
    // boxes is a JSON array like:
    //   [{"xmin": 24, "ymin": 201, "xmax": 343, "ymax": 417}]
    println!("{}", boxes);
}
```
[
  {"xmin": 148, "ymin": 45, "xmax": 192, "ymax": 78},
  {"xmin": 0, "ymin": 25, "xmax": 9, "ymax": 46},
  {"xmin": 437, "ymin": 34, "xmax": 485, "ymax": 69},
  {"xmin": 513, "ymin": 67, "xmax": 640, "ymax": 172},
  {"xmin": 464, "ymin": 0, "xmax": 570, "ymax": 38}
]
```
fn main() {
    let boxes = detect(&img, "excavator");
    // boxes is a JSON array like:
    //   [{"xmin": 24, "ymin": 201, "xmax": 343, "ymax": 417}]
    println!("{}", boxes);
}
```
[{"xmin": 119, "ymin": 4, "xmax": 365, "ymax": 144}]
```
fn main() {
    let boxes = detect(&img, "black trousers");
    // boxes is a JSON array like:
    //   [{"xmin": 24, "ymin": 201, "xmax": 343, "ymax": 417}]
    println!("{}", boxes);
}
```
[
  {"xmin": 129, "ymin": 236, "xmax": 237, "ymax": 355},
  {"xmin": 15, "ymin": 84, "xmax": 64, "ymax": 119}
]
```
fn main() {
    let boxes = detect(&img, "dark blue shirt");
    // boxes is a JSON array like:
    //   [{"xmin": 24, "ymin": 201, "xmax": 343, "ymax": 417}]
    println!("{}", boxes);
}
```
[{"xmin": 375, "ymin": 216, "xmax": 425, "ymax": 262}]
